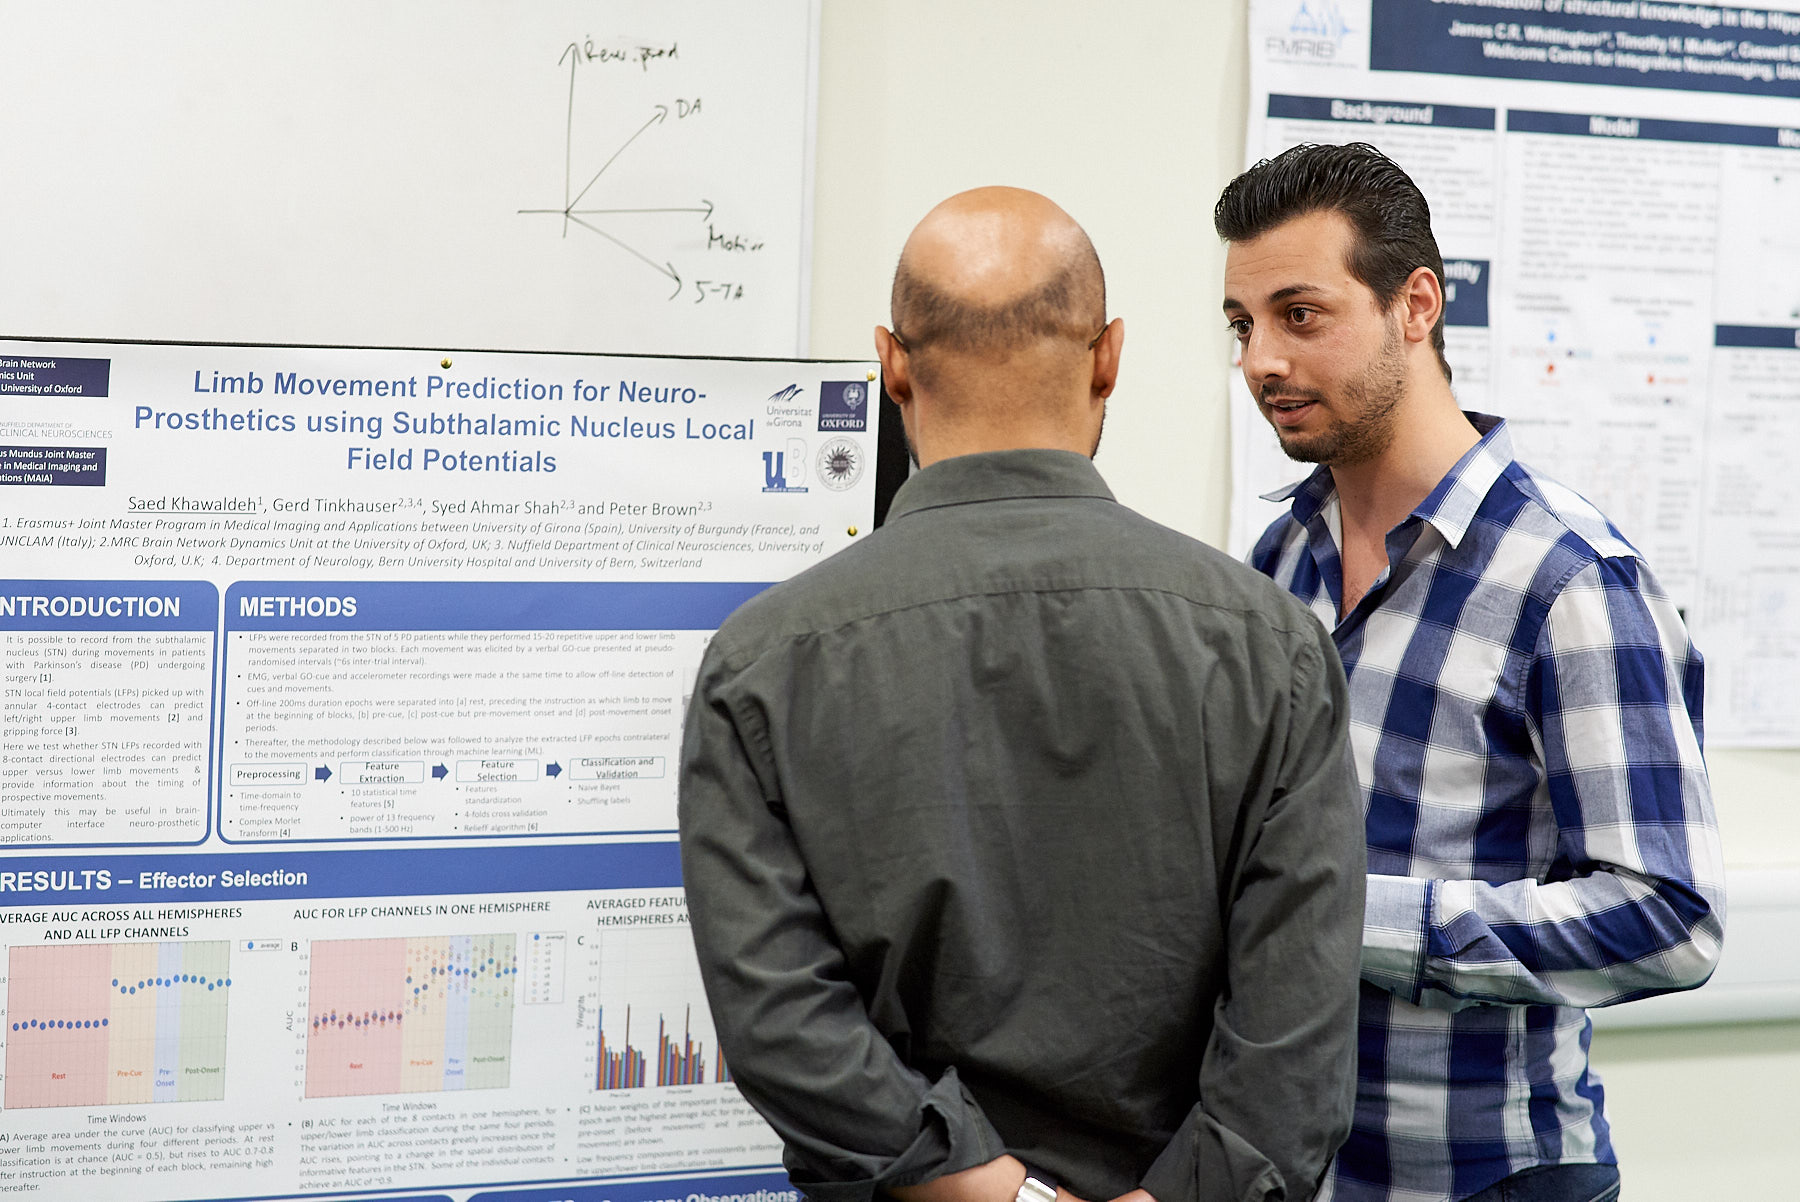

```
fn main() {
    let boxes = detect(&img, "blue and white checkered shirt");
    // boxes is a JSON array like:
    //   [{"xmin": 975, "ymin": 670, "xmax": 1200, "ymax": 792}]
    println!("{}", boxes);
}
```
[{"xmin": 1249, "ymin": 413, "xmax": 1724, "ymax": 1202}]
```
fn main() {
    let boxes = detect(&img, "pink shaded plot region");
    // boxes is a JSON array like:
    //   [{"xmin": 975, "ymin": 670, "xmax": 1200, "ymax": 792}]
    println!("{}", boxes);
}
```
[
  {"xmin": 5, "ymin": 945, "xmax": 113, "ymax": 1108},
  {"xmin": 305, "ymin": 938, "xmax": 407, "ymax": 1097},
  {"xmin": 4, "ymin": 942, "xmax": 232, "ymax": 1109},
  {"xmin": 305, "ymin": 934, "xmax": 516, "ymax": 1099}
]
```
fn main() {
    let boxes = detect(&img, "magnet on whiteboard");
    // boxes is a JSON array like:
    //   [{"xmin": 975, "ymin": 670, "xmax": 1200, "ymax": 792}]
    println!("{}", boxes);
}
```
[
  {"xmin": 441, "ymin": 358, "xmax": 453, "ymax": 369},
  {"xmin": 865, "ymin": 370, "xmax": 876, "ymax": 382},
  {"xmin": 847, "ymin": 526, "xmax": 858, "ymax": 537}
]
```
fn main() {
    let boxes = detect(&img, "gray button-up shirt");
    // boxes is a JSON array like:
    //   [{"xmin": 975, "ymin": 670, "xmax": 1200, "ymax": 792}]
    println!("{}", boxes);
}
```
[{"xmin": 679, "ymin": 449, "xmax": 1364, "ymax": 1202}]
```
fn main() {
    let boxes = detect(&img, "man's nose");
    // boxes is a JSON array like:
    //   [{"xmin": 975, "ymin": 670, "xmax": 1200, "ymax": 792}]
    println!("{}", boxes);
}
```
[{"xmin": 1241, "ymin": 327, "xmax": 1291, "ymax": 386}]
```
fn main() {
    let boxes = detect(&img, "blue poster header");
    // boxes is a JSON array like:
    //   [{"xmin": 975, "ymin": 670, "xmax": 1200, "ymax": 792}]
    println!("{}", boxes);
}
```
[
  {"xmin": 1443, "ymin": 259, "xmax": 1491, "ymax": 328},
  {"xmin": 0, "ymin": 843, "xmax": 682, "ymax": 907},
  {"xmin": 0, "ymin": 579, "xmax": 218, "ymax": 631},
  {"xmin": 1507, "ymin": 107, "xmax": 1800, "ymax": 147},
  {"xmin": 0, "ymin": 445, "xmax": 108, "ymax": 487},
  {"xmin": 1716, "ymin": 324, "xmax": 1800, "ymax": 348},
  {"xmin": 1371, "ymin": 0, "xmax": 1800, "ymax": 100},
  {"xmin": 0, "ymin": 354, "xmax": 110, "ymax": 397},
  {"xmin": 1268, "ymin": 93, "xmax": 1497, "ymax": 129},
  {"xmin": 471, "ymin": 1170, "xmax": 794, "ymax": 1202},
  {"xmin": 224, "ymin": 581, "xmax": 770, "ymax": 631}
]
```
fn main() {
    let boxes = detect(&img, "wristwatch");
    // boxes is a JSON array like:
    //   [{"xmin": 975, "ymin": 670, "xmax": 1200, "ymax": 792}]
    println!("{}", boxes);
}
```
[{"xmin": 1015, "ymin": 1165, "xmax": 1058, "ymax": 1202}]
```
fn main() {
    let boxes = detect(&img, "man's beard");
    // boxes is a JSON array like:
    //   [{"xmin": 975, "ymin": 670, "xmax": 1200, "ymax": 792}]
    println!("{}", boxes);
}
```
[{"xmin": 1264, "ymin": 322, "xmax": 1407, "ymax": 468}]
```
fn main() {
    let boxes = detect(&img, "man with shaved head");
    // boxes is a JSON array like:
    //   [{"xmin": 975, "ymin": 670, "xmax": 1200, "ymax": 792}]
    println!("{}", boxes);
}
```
[{"xmin": 680, "ymin": 188, "xmax": 1365, "ymax": 1202}]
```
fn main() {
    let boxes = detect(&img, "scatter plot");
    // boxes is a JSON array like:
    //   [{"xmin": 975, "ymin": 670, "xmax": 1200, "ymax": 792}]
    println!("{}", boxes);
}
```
[
  {"xmin": 305, "ymin": 934, "xmax": 517, "ymax": 1098},
  {"xmin": 5, "ymin": 942, "xmax": 232, "ymax": 1108}
]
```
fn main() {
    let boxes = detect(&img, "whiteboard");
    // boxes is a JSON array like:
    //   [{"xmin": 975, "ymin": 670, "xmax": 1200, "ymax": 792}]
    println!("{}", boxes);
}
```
[{"xmin": 0, "ymin": 0, "xmax": 819, "ymax": 356}]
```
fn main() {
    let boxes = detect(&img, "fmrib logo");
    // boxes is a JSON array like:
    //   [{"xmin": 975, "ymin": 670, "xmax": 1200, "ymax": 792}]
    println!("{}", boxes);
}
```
[
  {"xmin": 1267, "ymin": 0, "xmax": 1352, "ymax": 62},
  {"xmin": 761, "ymin": 439, "xmax": 809, "ymax": 493},
  {"xmin": 816, "ymin": 438, "xmax": 865, "ymax": 492},
  {"xmin": 818, "ymin": 380, "xmax": 869, "ymax": 432}
]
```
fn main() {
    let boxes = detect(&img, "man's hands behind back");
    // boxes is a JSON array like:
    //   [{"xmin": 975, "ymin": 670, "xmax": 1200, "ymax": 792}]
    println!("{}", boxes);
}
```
[{"xmin": 885, "ymin": 1154, "xmax": 1156, "ymax": 1202}]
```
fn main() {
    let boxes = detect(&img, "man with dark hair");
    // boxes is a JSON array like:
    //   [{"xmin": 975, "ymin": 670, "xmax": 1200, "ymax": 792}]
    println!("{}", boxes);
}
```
[
  {"xmin": 680, "ymin": 186, "xmax": 1367, "ymax": 1202},
  {"xmin": 1217, "ymin": 142, "xmax": 1724, "ymax": 1202}
]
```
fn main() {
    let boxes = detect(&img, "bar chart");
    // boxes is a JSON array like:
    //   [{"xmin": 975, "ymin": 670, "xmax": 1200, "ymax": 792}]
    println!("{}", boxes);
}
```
[{"xmin": 594, "ymin": 926, "xmax": 728, "ymax": 1090}]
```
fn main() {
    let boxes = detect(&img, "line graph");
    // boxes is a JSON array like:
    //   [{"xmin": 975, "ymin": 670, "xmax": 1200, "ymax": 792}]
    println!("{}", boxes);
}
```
[
  {"xmin": 305, "ymin": 934, "xmax": 517, "ymax": 1099},
  {"xmin": 517, "ymin": 43, "xmax": 717, "ymax": 298},
  {"xmin": 5, "ymin": 942, "xmax": 232, "ymax": 1109}
]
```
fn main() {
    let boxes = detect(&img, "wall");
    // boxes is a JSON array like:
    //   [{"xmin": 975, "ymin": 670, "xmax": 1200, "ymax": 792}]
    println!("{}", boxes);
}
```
[{"xmin": 809, "ymin": 2, "xmax": 1799, "ymax": 1197}]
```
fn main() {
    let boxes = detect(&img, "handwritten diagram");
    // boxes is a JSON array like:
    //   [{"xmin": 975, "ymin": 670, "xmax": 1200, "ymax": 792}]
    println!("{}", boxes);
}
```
[{"xmin": 519, "ymin": 40, "xmax": 761, "ymax": 302}]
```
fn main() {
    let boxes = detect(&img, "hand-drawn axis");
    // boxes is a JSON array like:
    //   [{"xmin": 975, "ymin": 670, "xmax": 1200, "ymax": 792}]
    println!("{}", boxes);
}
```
[{"xmin": 518, "ymin": 46, "xmax": 711, "ymax": 299}]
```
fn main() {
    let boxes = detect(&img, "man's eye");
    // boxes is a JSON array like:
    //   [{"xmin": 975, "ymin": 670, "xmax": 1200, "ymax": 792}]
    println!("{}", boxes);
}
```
[
  {"xmin": 1227, "ymin": 318, "xmax": 1251, "ymax": 339},
  {"xmin": 1289, "ymin": 307, "xmax": 1316, "ymax": 325}
]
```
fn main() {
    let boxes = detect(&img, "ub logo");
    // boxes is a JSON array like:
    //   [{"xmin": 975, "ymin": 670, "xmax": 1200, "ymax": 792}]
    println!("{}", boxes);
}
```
[{"xmin": 762, "ymin": 439, "xmax": 809, "ymax": 493}]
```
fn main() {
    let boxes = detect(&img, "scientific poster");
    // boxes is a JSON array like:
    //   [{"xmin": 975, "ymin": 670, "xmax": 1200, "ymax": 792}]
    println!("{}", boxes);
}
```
[
  {"xmin": 1236, "ymin": 0, "xmax": 1800, "ymax": 745},
  {"xmin": 0, "ymin": 337, "xmax": 887, "ymax": 1201}
]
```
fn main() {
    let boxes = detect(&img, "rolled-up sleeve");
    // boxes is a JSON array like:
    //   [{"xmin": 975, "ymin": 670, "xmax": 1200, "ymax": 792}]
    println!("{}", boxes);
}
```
[
  {"xmin": 1140, "ymin": 625, "xmax": 1365, "ymax": 1202},
  {"xmin": 678, "ymin": 636, "xmax": 1005, "ymax": 1202},
  {"xmin": 1359, "ymin": 556, "xmax": 1725, "ymax": 1011}
]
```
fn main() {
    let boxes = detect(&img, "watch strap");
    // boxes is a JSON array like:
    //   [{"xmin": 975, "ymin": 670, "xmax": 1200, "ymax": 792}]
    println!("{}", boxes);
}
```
[{"xmin": 1015, "ymin": 1164, "xmax": 1058, "ymax": 1202}]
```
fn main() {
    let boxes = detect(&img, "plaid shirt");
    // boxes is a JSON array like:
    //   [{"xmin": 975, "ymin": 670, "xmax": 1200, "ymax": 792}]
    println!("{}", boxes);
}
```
[{"xmin": 1249, "ymin": 413, "xmax": 1725, "ymax": 1202}]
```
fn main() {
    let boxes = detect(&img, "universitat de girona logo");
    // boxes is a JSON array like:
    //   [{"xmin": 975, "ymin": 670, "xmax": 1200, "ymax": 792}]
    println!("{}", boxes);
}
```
[{"xmin": 1268, "ymin": 0, "xmax": 1354, "ymax": 61}]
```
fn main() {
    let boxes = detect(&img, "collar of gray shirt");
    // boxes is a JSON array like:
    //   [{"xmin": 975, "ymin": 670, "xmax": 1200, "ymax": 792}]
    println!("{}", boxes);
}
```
[{"xmin": 885, "ymin": 448, "xmax": 1116, "ymax": 522}]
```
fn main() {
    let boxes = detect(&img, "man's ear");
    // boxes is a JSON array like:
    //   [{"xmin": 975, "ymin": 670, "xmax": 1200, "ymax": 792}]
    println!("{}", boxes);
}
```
[
  {"xmin": 1091, "ymin": 317, "xmax": 1124, "ymax": 400},
  {"xmin": 874, "ymin": 326, "xmax": 912, "ymax": 406},
  {"xmin": 1399, "ymin": 267, "xmax": 1443, "ymax": 345}
]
